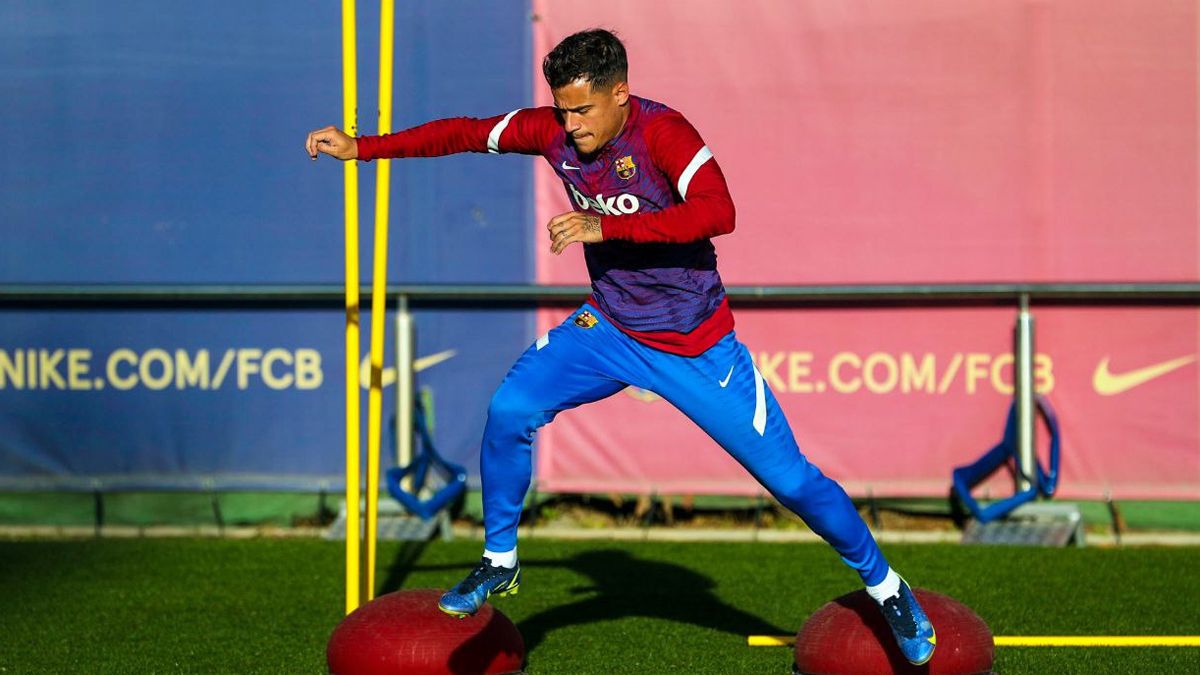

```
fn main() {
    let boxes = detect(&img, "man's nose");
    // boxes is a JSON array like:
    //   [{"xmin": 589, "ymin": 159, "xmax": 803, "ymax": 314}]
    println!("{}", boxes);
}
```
[{"xmin": 563, "ymin": 112, "xmax": 582, "ymax": 133}]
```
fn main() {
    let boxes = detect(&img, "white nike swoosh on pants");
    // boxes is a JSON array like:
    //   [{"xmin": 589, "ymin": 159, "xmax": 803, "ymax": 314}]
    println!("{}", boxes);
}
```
[{"xmin": 719, "ymin": 364, "xmax": 734, "ymax": 387}]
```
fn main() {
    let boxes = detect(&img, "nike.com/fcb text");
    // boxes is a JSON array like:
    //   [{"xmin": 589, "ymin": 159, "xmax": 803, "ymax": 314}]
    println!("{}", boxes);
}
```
[
  {"xmin": 0, "ymin": 348, "xmax": 323, "ymax": 391},
  {"xmin": 751, "ymin": 351, "xmax": 1054, "ymax": 396}
]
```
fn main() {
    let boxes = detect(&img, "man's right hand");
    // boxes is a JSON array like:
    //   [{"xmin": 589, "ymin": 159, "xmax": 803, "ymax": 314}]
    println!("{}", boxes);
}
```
[{"xmin": 306, "ymin": 126, "xmax": 358, "ymax": 161}]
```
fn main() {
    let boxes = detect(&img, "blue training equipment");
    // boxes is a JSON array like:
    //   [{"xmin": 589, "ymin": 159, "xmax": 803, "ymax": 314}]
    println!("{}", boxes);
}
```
[
  {"xmin": 952, "ymin": 394, "xmax": 1061, "ymax": 523},
  {"xmin": 386, "ymin": 397, "xmax": 467, "ymax": 520}
]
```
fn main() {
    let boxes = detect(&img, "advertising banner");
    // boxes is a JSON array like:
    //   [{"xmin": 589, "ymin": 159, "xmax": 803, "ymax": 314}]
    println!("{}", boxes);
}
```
[{"xmin": 4, "ymin": 1, "xmax": 1196, "ymax": 498}]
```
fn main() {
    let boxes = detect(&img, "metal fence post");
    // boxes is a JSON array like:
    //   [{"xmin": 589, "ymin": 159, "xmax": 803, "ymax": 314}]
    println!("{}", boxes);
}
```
[
  {"xmin": 1015, "ymin": 293, "xmax": 1036, "ymax": 494},
  {"xmin": 395, "ymin": 294, "xmax": 414, "ymax": 487}
]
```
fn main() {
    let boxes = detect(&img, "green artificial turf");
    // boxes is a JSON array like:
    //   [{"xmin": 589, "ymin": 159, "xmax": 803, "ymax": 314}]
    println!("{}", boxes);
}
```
[{"xmin": 0, "ymin": 538, "xmax": 1197, "ymax": 673}]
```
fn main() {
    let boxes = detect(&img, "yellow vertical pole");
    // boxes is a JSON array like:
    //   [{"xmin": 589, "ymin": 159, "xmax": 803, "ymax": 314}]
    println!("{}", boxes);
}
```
[
  {"xmin": 364, "ymin": 0, "xmax": 395, "ymax": 602},
  {"xmin": 341, "ymin": 0, "xmax": 362, "ymax": 616}
]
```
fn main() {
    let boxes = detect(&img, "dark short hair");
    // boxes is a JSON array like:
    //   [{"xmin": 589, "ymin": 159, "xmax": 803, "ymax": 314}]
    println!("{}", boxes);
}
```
[{"xmin": 542, "ymin": 29, "xmax": 628, "ymax": 90}]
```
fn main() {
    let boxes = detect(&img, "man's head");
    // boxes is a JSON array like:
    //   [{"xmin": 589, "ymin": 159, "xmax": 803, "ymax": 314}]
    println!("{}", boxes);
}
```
[{"xmin": 542, "ymin": 29, "xmax": 630, "ymax": 155}]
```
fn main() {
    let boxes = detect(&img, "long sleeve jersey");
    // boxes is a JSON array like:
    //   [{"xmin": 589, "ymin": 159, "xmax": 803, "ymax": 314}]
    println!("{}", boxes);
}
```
[{"xmin": 356, "ymin": 96, "xmax": 736, "ymax": 356}]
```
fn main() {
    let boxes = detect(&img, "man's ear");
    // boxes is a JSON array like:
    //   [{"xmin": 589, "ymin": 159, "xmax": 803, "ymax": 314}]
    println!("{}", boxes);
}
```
[{"xmin": 612, "ymin": 80, "xmax": 630, "ymax": 106}]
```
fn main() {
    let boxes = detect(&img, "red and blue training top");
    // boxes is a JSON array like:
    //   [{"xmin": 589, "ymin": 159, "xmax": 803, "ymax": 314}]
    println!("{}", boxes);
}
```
[{"xmin": 356, "ymin": 95, "xmax": 736, "ymax": 356}]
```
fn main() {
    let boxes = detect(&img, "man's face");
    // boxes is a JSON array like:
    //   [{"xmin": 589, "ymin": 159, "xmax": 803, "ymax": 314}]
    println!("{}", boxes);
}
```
[{"xmin": 551, "ymin": 78, "xmax": 630, "ymax": 156}]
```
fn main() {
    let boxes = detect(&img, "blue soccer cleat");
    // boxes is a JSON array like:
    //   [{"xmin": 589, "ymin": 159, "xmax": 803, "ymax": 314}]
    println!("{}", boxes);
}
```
[
  {"xmin": 437, "ymin": 557, "xmax": 521, "ymax": 618},
  {"xmin": 878, "ymin": 578, "xmax": 936, "ymax": 666}
]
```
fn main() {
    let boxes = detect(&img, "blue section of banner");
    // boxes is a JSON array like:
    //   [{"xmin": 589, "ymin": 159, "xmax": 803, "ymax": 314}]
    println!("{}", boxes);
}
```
[
  {"xmin": 0, "ymin": 0, "xmax": 533, "ymax": 286},
  {"xmin": 382, "ymin": 2, "xmax": 537, "ymax": 285},
  {"xmin": 0, "ymin": 1, "xmax": 535, "ymax": 490},
  {"xmin": 1, "ymin": 1, "xmax": 341, "ymax": 284}
]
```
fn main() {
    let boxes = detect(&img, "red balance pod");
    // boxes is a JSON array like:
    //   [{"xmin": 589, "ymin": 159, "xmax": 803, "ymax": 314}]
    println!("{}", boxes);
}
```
[
  {"xmin": 795, "ymin": 589, "xmax": 993, "ymax": 675},
  {"xmin": 328, "ymin": 589, "xmax": 525, "ymax": 675}
]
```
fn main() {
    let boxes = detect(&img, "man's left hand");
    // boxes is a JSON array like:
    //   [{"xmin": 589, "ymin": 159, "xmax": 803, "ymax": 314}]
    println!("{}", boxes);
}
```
[{"xmin": 547, "ymin": 211, "xmax": 603, "ymax": 255}]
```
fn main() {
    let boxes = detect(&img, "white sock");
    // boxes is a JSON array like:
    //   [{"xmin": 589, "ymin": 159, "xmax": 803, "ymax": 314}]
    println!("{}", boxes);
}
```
[
  {"xmin": 865, "ymin": 568, "xmax": 901, "ymax": 603},
  {"xmin": 483, "ymin": 547, "xmax": 517, "ymax": 568}
]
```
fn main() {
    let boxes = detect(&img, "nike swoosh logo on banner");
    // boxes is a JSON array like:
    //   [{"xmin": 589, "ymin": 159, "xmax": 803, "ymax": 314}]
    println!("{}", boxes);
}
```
[
  {"xmin": 561, "ymin": 161, "xmax": 581, "ymax": 171},
  {"xmin": 359, "ymin": 349, "xmax": 458, "ymax": 389},
  {"xmin": 1092, "ymin": 355, "xmax": 1195, "ymax": 396},
  {"xmin": 414, "ymin": 350, "xmax": 458, "ymax": 372},
  {"xmin": 719, "ymin": 364, "xmax": 734, "ymax": 388}
]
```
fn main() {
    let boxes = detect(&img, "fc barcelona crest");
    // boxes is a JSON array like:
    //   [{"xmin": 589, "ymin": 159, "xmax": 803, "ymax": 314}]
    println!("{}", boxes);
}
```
[
  {"xmin": 614, "ymin": 155, "xmax": 637, "ymax": 180},
  {"xmin": 574, "ymin": 311, "xmax": 598, "ymax": 329}
]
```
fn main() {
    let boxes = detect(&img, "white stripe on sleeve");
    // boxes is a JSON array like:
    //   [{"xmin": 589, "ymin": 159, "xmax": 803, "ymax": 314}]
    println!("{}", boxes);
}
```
[
  {"xmin": 487, "ymin": 110, "xmax": 522, "ymax": 154},
  {"xmin": 677, "ymin": 145, "xmax": 713, "ymax": 199}
]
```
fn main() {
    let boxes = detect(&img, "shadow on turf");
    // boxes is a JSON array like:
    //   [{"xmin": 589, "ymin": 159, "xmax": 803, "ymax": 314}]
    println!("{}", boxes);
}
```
[
  {"xmin": 518, "ymin": 549, "xmax": 791, "ymax": 651},
  {"xmin": 383, "ymin": 547, "xmax": 791, "ymax": 652},
  {"xmin": 378, "ymin": 540, "xmax": 432, "ymax": 593}
]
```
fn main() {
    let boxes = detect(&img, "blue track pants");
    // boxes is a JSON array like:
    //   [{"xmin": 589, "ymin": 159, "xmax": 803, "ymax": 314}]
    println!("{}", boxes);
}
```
[{"xmin": 480, "ymin": 305, "xmax": 889, "ymax": 585}]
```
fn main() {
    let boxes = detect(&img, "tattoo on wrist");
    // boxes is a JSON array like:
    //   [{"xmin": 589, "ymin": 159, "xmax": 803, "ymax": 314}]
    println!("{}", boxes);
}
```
[{"xmin": 584, "ymin": 214, "xmax": 601, "ymax": 236}]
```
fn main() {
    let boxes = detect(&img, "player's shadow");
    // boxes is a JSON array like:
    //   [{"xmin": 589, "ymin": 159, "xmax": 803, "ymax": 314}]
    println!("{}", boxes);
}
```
[
  {"xmin": 379, "ymin": 546, "xmax": 792, "ymax": 653},
  {"xmin": 514, "ymin": 548, "xmax": 789, "ymax": 652}
]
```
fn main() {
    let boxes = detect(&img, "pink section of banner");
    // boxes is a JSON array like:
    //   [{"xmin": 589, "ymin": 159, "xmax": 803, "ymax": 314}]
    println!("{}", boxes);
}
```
[{"xmin": 530, "ymin": 1, "xmax": 1200, "ymax": 498}]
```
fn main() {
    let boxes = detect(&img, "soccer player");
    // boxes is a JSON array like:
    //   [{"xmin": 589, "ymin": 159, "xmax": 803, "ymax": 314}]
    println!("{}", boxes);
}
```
[{"xmin": 307, "ymin": 29, "xmax": 936, "ymax": 665}]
